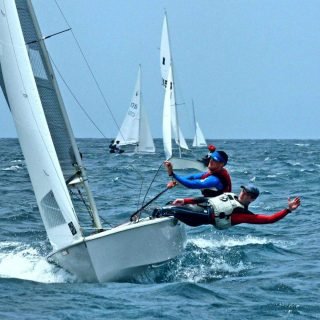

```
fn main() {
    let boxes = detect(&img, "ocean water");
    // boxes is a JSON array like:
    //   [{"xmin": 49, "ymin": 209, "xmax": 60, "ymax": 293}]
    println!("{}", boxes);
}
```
[{"xmin": 0, "ymin": 138, "xmax": 319, "ymax": 319}]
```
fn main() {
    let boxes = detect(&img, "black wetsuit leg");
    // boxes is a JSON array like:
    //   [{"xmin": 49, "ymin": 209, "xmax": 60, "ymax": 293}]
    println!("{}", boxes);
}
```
[{"xmin": 161, "ymin": 206, "xmax": 211, "ymax": 227}]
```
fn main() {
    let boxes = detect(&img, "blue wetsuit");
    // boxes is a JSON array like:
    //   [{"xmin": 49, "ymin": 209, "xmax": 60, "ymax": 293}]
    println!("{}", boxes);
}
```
[{"xmin": 172, "ymin": 171, "xmax": 224, "ymax": 191}]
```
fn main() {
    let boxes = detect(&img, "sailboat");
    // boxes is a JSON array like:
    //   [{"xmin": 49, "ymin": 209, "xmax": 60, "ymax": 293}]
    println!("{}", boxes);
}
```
[
  {"xmin": 192, "ymin": 100, "xmax": 207, "ymax": 148},
  {"xmin": 114, "ymin": 65, "xmax": 155, "ymax": 154},
  {"xmin": 0, "ymin": 0, "xmax": 185, "ymax": 282},
  {"xmin": 160, "ymin": 13, "xmax": 206, "ymax": 171}
]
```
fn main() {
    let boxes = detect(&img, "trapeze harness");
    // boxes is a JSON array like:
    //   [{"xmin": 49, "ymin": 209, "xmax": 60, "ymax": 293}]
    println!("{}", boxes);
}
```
[
  {"xmin": 161, "ymin": 193, "xmax": 246, "ymax": 229},
  {"xmin": 201, "ymin": 168, "xmax": 232, "ymax": 197},
  {"xmin": 208, "ymin": 193, "xmax": 245, "ymax": 229}
]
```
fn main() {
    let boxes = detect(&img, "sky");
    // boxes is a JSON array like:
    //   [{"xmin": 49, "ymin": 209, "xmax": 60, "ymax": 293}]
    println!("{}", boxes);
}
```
[{"xmin": 1, "ymin": 0, "xmax": 320, "ymax": 139}]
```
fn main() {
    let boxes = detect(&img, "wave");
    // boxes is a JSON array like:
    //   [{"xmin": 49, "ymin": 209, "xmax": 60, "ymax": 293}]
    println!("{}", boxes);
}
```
[
  {"xmin": 0, "ymin": 241, "xmax": 75, "ymax": 284},
  {"xmin": 188, "ymin": 234, "xmax": 277, "ymax": 249},
  {"xmin": 1, "ymin": 165, "xmax": 23, "ymax": 171}
]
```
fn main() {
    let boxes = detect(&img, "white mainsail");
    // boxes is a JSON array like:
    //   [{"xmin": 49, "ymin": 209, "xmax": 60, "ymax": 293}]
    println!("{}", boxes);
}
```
[
  {"xmin": 115, "ymin": 65, "xmax": 155, "ymax": 153},
  {"xmin": 163, "ymin": 66, "xmax": 173, "ymax": 160},
  {"xmin": 0, "ymin": 0, "xmax": 185, "ymax": 282},
  {"xmin": 160, "ymin": 13, "xmax": 188, "ymax": 155},
  {"xmin": 0, "ymin": 0, "xmax": 83, "ymax": 249},
  {"xmin": 160, "ymin": 14, "xmax": 171, "ymax": 89}
]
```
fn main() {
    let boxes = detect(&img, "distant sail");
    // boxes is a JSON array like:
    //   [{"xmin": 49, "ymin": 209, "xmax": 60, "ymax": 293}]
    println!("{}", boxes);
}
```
[
  {"xmin": 115, "ymin": 66, "xmax": 155, "ymax": 153},
  {"xmin": 160, "ymin": 13, "xmax": 188, "ymax": 154},
  {"xmin": 192, "ymin": 122, "xmax": 207, "ymax": 147},
  {"xmin": 192, "ymin": 101, "xmax": 207, "ymax": 147}
]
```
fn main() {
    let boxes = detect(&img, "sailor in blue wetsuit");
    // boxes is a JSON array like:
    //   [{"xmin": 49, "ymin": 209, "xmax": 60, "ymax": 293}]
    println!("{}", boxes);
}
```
[{"xmin": 164, "ymin": 150, "xmax": 232, "ymax": 197}]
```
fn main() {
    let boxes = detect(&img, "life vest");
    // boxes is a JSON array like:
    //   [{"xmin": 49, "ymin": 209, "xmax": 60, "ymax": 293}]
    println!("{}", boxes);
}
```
[
  {"xmin": 207, "ymin": 193, "xmax": 244, "ymax": 229},
  {"xmin": 200, "ymin": 168, "xmax": 232, "ymax": 197}
]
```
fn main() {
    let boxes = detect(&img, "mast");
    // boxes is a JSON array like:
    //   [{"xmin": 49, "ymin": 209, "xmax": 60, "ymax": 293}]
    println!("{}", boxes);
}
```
[
  {"xmin": 163, "ymin": 66, "xmax": 173, "ymax": 160},
  {"xmin": 137, "ymin": 64, "xmax": 142, "ymax": 153},
  {"xmin": 192, "ymin": 99, "xmax": 198, "ymax": 147}
]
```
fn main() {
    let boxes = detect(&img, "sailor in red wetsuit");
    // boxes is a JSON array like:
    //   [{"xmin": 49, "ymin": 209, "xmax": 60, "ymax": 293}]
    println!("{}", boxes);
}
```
[
  {"xmin": 165, "ymin": 150, "xmax": 232, "ymax": 197},
  {"xmin": 154, "ymin": 184, "xmax": 301, "ymax": 229}
]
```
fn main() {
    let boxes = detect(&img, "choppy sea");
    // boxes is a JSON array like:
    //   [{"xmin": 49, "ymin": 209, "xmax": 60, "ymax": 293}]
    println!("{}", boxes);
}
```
[{"xmin": 0, "ymin": 138, "xmax": 319, "ymax": 319}]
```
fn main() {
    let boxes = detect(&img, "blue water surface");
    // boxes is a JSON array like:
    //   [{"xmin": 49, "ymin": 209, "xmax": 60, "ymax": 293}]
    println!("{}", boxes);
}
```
[{"xmin": 0, "ymin": 139, "xmax": 319, "ymax": 319}]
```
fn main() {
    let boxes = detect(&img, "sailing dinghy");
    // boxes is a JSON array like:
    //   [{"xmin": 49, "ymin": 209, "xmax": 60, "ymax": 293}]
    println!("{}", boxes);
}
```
[
  {"xmin": 160, "ymin": 13, "xmax": 206, "ymax": 172},
  {"xmin": 0, "ymin": 0, "xmax": 185, "ymax": 282},
  {"xmin": 114, "ymin": 65, "xmax": 155, "ymax": 154}
]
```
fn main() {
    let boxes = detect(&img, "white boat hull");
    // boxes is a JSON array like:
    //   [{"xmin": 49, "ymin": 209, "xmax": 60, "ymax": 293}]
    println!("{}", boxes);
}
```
[{"xmin": 48, "ymin": 216, "xmax": 186, "ymax": 282}]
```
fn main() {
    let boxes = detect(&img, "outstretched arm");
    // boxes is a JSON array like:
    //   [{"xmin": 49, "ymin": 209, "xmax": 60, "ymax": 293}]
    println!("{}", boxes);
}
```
[{"xmin": 232, "ymin": 197, "xmax": 301, "ymax": 225}]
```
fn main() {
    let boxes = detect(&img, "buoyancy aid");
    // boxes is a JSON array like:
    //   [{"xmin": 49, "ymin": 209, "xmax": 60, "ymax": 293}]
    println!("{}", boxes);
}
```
[
  {"xmin": 201, "ymin": 168, "xmax": 232, "ymax": 197},
  {"xmin": 207, "ymin": 193, "xmax": 244, "ymax": 229}
]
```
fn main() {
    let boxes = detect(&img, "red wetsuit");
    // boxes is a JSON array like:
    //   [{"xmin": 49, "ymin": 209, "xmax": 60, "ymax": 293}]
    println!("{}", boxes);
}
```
[
  {"xmin": 230, "ymin": 208, "xmax": 291, "ymax": 225},
  {"xmin": 180, "ymin": 197, "xmax": 291, "ymax": 227},
  {"xmin": 201, "ymin": 168, "xmax": 232, "ymax": 197}
]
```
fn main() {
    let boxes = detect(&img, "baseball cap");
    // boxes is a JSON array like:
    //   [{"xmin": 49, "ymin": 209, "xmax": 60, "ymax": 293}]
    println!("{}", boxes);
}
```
[
  {"xmin": 241, "ymin": 183, "xmax": 260, "ymax": 198},
  {"xmin": 210, "ymin": 150, "xmax": 228, "ymax": 165}
]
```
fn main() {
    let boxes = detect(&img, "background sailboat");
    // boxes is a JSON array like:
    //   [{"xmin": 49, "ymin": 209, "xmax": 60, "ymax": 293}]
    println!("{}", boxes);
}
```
[
  {"xmin": 0, "ymin": 0, "xmax": 185, "ymax": 282},
  {"xmin": 192, "ymin": 100, "xmax": 207, "ymax": 148},
  {"xmin": 160, "ymin": 12, "xmax": 206, "ymax": 171},
  {"xmin": 114, "ymin": 65, "xmax": 155, "ymax": 153}
]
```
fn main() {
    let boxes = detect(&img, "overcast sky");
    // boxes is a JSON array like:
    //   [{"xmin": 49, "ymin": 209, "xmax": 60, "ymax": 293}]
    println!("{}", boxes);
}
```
[{"xmin": 1, "ymin": 0, "xmax": 320, "ymax": 139}]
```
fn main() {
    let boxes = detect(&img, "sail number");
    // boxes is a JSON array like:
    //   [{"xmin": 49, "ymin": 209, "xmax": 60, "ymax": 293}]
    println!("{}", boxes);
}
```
[{"xmin": 128, "ymin": 103, "xmax": 138, "ymax": 117}]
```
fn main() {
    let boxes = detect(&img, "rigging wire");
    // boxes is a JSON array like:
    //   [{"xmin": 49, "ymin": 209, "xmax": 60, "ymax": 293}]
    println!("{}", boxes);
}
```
[
  {"xmin": 51, "ymin": 1, "xmax": 163, "ymax": 219},
  {"xmin": 70, "ymin": 188, "xmax": 114, "ymax": 228},
  {"xmin": 53, "ymin": 0, "xmax": 122, "ymax": 135},
  {"xmin": 50, "ymin": 57, "xmax": 107, "ymax": 138},
  {"xmin": 142, "ymin": 162, "xmax": 164, "ymax": 205}
]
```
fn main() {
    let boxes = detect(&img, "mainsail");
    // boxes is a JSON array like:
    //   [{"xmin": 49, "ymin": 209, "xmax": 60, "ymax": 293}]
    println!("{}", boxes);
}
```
[
  {"xmin": 115, "ymin": 65, "xmax": 155, "ymax": 153},
  {"xmin": 0, "ymin": 0, "xmax": 101, "ymax": 249},
  {"xmin": 160, "ymin": 13, "xmax": 188, "ymax": 154}
]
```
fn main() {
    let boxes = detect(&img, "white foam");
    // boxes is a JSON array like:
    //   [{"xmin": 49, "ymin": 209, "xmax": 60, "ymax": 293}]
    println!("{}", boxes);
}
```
[
  {"xmin": 188, "ymin": 234, "xmax": 273, "ymax": 250},
  {"xmin": 180, "ymin": 258, "xmax": 248, "ymax": 282},
  {"xmin": 0, "ymin": 241, "xmax": 75, "ymax": 283},
  {"xmin": 1, "ymin": 165, "xmax": 22, "ymax": 171}
]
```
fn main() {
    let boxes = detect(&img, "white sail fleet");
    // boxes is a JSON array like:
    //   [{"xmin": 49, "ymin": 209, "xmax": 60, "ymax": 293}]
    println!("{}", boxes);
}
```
[
  {"xmin": 114, "ymin": 12, "xmax": 208, "ymax": 156},
  {"xmin": 0, "ymin": 2, "xmax": 208, "ymax": 282}
]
